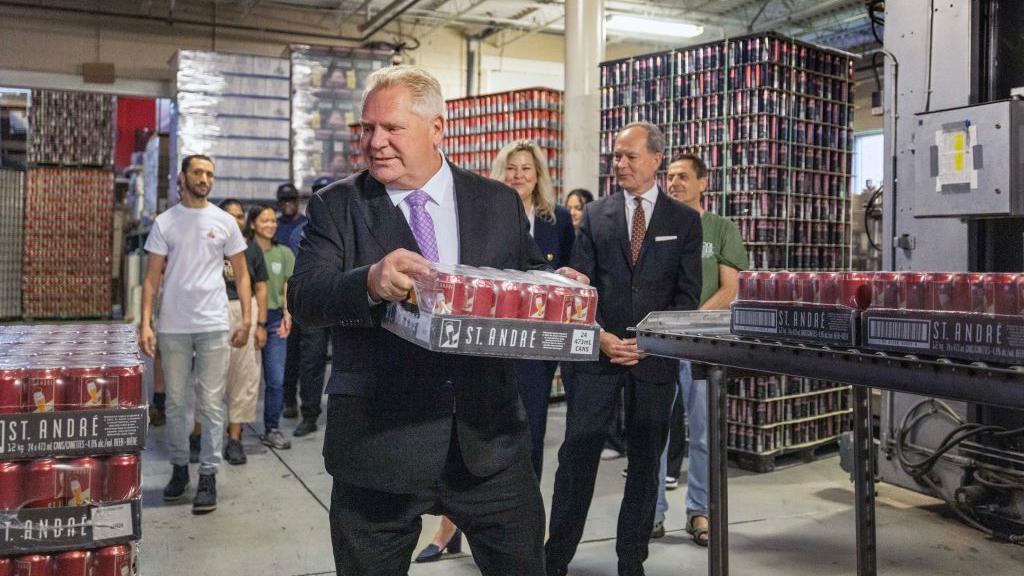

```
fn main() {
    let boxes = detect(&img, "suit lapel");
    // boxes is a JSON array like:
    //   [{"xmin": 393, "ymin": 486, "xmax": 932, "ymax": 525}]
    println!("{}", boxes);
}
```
[
  {"xmin": 452, "ymin": 164, "xmax": 487, "ymax": 267},
  {"xmin": 606, "ymin": 192, "xmax": 633, "ymax": 271},
  {"xmin": 356, "ymin": 173, "xmax": 421, "ymax": 256}
]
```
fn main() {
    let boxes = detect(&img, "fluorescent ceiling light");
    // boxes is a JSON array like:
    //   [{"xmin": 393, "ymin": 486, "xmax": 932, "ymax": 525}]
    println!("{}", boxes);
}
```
[{"xmin": 606, "ymin": 14, "xmax": 704, "ymax": 41}]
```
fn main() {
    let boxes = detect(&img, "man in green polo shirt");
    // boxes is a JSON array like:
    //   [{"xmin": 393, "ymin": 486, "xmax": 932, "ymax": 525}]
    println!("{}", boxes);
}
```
[{"xmin": 653, "ymin": 152, "xmax": 748, "ymax": 545}]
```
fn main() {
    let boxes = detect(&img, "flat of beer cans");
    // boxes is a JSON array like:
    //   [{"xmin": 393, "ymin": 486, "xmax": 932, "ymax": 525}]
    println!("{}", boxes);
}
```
[{"xmin": 0, "ymin": 542, "xmax": 137, "ymax": 576}]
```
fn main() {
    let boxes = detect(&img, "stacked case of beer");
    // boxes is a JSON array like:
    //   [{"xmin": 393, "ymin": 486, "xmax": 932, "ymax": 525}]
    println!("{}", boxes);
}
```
[
  {"xmin": 172, "ymin": 50, "xmax": 291, "ymax": 201},
  {"xmin": 23, "ymin": 90, "xmax": 116, "ymax": 320},
  {"xmin": 0, "ymin": 324, "xmax": 146, "ymax": 574},
  {"xmin": 383, "ymin": 264, "xmax": 599, "ymax": 361},
  {"xmin": 290, "ymin": 45, "xmax": 392, "ymax": 191},
  {"xmin": 443, "ymin": 88, "xmax": 564, "ymax": 197},
  {"xmin": 0, "ymin": 170, "xmax": 23, "ymax": 319},
  {"xmin": 600, "ymin": 33, "xmax": 856, "ymax": 469}
]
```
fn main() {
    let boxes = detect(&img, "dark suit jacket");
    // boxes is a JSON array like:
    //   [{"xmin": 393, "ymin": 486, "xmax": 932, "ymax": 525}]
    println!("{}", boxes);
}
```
[
  {"xmin": 288, "ymin": 161, "xmax": 549, "ymax": 493},
  {"xmin": 571, "ymin": 189, "xmax": 702, "ymax": 384},
  {"xmin": 532, "ymin": 204, "xmax": 575, "ymax": 269}
]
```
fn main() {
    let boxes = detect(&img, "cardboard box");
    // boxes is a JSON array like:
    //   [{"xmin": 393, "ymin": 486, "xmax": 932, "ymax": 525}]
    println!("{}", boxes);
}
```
[
  {"xmin": 0, "ymin": 408, "xmax": 147, "ymax": 460},
  {"xmin": 731, "ymin": 301, "xmax": 859, "ymax": 346},
  {"xmin": 862, "ymin": 309, "xmax": 1024, "ymax": 365},
  {"xmin": 0, "ymin": 499, "xmax": 141, "ymax": 555}
]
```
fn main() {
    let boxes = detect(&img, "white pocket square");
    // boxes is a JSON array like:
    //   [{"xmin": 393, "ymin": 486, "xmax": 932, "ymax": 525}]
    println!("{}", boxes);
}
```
[{"xmin": 655, "ymin": 235, "xmax": 677, "ymax": 242}]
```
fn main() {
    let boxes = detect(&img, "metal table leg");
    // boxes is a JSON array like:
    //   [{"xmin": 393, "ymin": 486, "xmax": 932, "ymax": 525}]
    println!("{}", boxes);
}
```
[
  {"xmin": 852, "ymin": 385, "xmax": 877, "ymax": 576},
  {"xmin": 708, "ymin": 365, "xmax": 729, "ymax": 576}
]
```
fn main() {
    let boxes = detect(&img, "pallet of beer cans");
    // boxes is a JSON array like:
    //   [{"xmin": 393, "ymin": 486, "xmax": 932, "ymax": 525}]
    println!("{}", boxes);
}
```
[
  {"xmin": 862, "ymin": 272, "xmax": 1024, "ymax": 366},
  {"xmin": 383, "ymin": 264, "xmax": 599, "ymax": 361},
  {"xmin": 0, "ymin": 169, "xmax": 23, "ymax": 319},
  {"xmin": 22, "ymin": 167, "xmax": 113, "ymax": 319},
  {"xmin": 731, "ymin": 270, "xmax": 872, "ymax": 346},
  {"xmin": 27, "ymin": 90, "xmax": 114, "ymax": 168},
  {"xmin": 444, "ymin": 88, "xmax": 564, "ymax": 196},
  {"xmin": 727, "ymin": 376, "xmax": 852, "ymax": 473},
  {"xmin": 0, "ymin": 543, "xmax": 137, "ymax": 576},
  {"xmin": 0, "ymin": 324, "xmax": 146, "ymax": 557}
]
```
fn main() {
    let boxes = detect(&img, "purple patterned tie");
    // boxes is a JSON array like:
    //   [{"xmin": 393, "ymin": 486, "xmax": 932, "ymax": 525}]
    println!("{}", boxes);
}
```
[{"xmin": 405, "ymin": 189, "xmax": 440, "ymax": 262}]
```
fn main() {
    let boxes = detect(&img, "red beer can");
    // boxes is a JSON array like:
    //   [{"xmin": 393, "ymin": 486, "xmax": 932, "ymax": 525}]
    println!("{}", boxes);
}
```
[
  {"xmin": 104, "ymin": 364, "xmax": 143, "ymax": 408},
  {"xmin": 0, "ymin": 558, "xmax": 10, "ymax": 576},
  {"xmin": 984, "ymin": 273, "xmax": 1019, "ymax": 315},
  {"xmin": 54, "ymin": 550, "xmax": 90, "ymax": 576},
  {"xmin": 13, "ymin": 555, "xmax": 51, "ymax": 576},
  {"xmin": 571, "ymin": 288, "xmax": 598, "ymax": 324},
  {"xmin": 951, "ymin": 273, "xmax": 986, "ymax": 312},
  {"xmin": 768, "ymin": 271, "xmax": 796, "ymax": 302},
  {"xmin": 494, "ymin": 279, "xmax": 523, "ymax": 319},
  {"xmin": 737, "ymin": 271, "xmax": 758, "ymax": 300},
  {"xmin": 432, "ymin": 272, "xmax": 467, "ymax": 316},
  {"xmin": 464, "ymin": 277, "xmax": 496, "ymax": 318},
  {"xmin": 92, "ymin": 544, "xmax": 132, "ymax": 576},
  {"xmin": 0, "ymin": 461, "xmax": 23, "ymax": 510},
  {"xmin": 544, "ymin": 284, "xmax": 576, "ymax": 323},
  {"xmin": 752, "ymin": 271, "xmax": 774, "ymax": 301},
  {"xmin": 814, "ymin": 272, "xmax": 842, "ymax": 306},
  {"xmin": 0, "ymin": 367, "xmax": 25, "ymax": 414},
  {"xmin": 104, "ymin": 454, "xmax": 141, "ymax": 502},
  {"xmin": 898, "ymin": 272, "xmax": 929, "ymax": 310},
  {"xmin": 519, "ymin": 284, "xmax": 548, "ymax": 320},
  {"xmin": 66, "ymin": 457, "xmax": 104, "ymax": 506},
  {"xmin": 25, "ymin": 458, "xmax": 64, "ymax": 508},
  {"xmin": 793, "ymin": 272, "xmax": 817, "ymax": 303},
  {"xmin": 840, "ymin": 272, "xmax": 872, "ymax": 309},
  {"xmin": 64, "ymin": 366, "xmax": 106, "ymax": 410},
  {"xmin": 869, "ymin": 272, "xmax": 900, "ymax": 309},
  {"xmin": 25, "ymin": 368, "xmax": 64, "ymax": 413},
  {"xmin": 926, "ymin": 272, "xmax": 956, "ymax": 310}
]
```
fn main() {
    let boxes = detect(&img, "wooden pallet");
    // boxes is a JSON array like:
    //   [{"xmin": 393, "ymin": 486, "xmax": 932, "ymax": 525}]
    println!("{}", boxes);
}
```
[{"xmin": 730, "ymin": 437, "xmax": 840, "ymax": 473}]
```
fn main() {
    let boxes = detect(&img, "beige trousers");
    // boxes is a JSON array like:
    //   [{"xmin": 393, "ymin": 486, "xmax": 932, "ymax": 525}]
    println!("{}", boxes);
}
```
[{"xmin": 225, "ymin": 298, "xmax": 261, "ymax": 423}]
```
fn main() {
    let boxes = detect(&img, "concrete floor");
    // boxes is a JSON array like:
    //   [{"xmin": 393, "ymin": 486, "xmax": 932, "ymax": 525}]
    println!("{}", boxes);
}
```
[{"xmin": 140, "ymin": 401, "xmax": 1024, "ymax": 576}]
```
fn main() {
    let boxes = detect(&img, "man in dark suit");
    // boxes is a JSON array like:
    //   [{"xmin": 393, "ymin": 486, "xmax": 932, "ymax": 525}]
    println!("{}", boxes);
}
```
[
  {"xmin": 289, "ymin": 65, "xmax": 578, "ymax": 575},
  {"xmin": 546, "ymin": 121, "xmax": 703, "ymax": 576}
]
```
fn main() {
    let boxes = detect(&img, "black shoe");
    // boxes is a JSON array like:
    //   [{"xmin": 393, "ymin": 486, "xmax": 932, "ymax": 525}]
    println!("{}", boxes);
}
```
[
  {"xmin": 282, "ymin": 404, "xmax": 299, "ymax": 419},
  {"xmin": 192, "ymin": 474, "xmax": 217, "ymax": 514},
  {"xmin": 414, "ymin": 530, "xmax": 462, "ymax": 563},
  {"xmin": 148, "ymin": 405, "xmax": 166, "ymax": 427},
  {"xmin": 546, "ymin": 564, "xmax": 568, "ymax": 576},
  {"xmin": 163, "ymin": 465, "xmax": 190, "ymax": 501},
  {"xmin": 189, "ymin": 433, "xmax": 200, "ymax": 464},
  {"xmin": 293, "ymin": 418, "xmax": 318, "ymax": 437},
  {"xmin": 224, "ymin": 438, "xmax": 247, "ymax": 465}
]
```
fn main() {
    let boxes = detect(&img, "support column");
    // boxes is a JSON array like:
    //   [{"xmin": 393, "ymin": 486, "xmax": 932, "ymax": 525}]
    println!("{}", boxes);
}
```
[{"xmin": 563, "ymin": 0, "xmax": 604, "ymax": 198}]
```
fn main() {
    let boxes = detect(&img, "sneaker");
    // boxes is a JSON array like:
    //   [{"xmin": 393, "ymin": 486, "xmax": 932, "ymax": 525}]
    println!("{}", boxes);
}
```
[
  {"xmin": 601, "ymin": 448, "xmax": 623, "ymax": 460},
  {"xmin": 188, "ymin": 433, "xmax": 201, "ymax": 464},
  {"xmin": 223, "ymin": 438, "xmax": 247, "ymax": 465},
  {"xmin": 192, "ymin": 474, "xmax": 217, "ymax": 514},
  {"xmin": 260, "ymin": 428, "xmax": 292, "ymax": 450},
  {"xmin": 148, "ymin": 405, "xmax": 166, "ymax": 427},
  {"xmin": 651, "ymin": 520, "xmax": 666, "ymax": 539},
  {"xmin": 162, "ymin": 464, "xmax": 190, "ymax": 501},
  {"xmin": 666, "ymin": 476, "xmax": 679, "ymax": 490},
  {"xmin": 282, "ymin": 404, "xmax": 299, "ymax": 419},
  {"xmin": 621, "ymin": 468, "xmax": 628, "ymax": 478},
  {"xmin": 293, "ymin": 418, "xmax": 318, "ymax": 437}
]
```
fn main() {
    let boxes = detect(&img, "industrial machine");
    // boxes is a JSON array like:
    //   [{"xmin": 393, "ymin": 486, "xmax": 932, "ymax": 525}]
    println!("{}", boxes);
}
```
[{"xmin": 878, "ymin": 0, "xmax": 1024, "ymax": 540}]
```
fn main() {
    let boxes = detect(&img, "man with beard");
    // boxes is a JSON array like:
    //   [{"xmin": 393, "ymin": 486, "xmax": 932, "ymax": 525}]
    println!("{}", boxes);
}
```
[{"xmin": 140, "ymin": 154, "xmax": 252, "ymax": 515}]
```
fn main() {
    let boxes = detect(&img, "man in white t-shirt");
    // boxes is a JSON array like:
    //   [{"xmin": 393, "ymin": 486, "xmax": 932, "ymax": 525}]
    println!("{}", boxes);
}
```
[{"xmin": 140, "ymin": 154, "xmax": 251, "ymax": 515}]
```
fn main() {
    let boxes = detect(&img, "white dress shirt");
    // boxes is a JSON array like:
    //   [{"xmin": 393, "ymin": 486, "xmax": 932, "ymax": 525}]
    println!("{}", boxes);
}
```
[
  {"xmin": 527, "ymin": 207, "xmax": 536, "ymax": 237},
  {"xmin": 385, "ymin": 155, "xmax": 460, "ymax": 265},
  {"xmin": 624, "ymin": 184, "xmax": 659, "ymax": 242}
]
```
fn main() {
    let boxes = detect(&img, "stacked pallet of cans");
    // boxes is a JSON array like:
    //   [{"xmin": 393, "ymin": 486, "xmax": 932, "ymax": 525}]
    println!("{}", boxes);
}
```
[
  {"xmin": 0, "ymin": 169, "xmax": 23, "ymax": 319},
  {"xmin": 21, "ymin": 168, "xmax": 113, "ymax": 319},
  {"xmin": 291, "ymin": 45, "xmax": 391, "ymax": 190},
  {"xmin": 24, "ymin": 89, "xmax": 115, "ymax": 320},
  {"xmin": 444, "ymin": 88, "xmax": 564, "ymax": 196},
  {"xmin": 0, "ymin": 324, "xmax": 146, "ymax": 574}
]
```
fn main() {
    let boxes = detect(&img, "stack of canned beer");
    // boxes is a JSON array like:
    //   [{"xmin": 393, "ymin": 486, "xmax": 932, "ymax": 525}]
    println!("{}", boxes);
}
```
[{"xmin": 0, "ymin": 323, "xmax": 146, "ymax": 575}]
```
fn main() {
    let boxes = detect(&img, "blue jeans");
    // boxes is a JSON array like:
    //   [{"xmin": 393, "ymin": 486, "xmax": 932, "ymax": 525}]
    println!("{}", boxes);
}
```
[
  {"xmin": 656, "ymin": 362, "xmax": 709, "ymax": 523},
  {"xmin": 261, "ymin": 309, "xmax": 287, "ymax": 432},
  {"xmin": 159, "ymin": 331, "xmax": 230, "ymax": 475}
]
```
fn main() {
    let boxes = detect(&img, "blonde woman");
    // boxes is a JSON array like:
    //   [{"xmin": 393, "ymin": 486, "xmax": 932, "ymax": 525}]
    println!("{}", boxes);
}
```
[{"xmin": 416, "ymin": 139, "xmax": 574, "ymax": 563}]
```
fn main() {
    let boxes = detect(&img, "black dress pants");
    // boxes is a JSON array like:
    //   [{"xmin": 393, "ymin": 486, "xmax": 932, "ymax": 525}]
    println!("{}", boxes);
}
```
[
  {"xmin": 512, "ymin": 359, "xmax": 558, "ymax": 479},
  {"xmin": 329, "ymin": 430, "xmax": 546, "ymax": 575},
  {"xmin": 545, "ymin": 371, "xmax": 675, "ymax": 576},
  {"xmin": 283, "ymin": 322, "xmax": 302, "ymax": 408},
  {"xmin": 297, "ymin": 324, "xmax": 330, "ymax": 421}
]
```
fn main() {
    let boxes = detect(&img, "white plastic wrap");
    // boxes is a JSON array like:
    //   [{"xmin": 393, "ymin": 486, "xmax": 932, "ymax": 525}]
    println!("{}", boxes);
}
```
[
  {"xmin": 290, "ymin": 45, "xmax": 390, "ymax": 193},
  {"xmin": 172, "ymin": 50, "xmax": 291, "ymax": 201}
]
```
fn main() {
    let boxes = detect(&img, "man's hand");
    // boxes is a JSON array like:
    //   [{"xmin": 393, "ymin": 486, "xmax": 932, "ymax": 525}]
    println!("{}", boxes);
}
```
[
  {"xmin": 139, "ymin": 326, "xmax": 157, "ymax": 358},
  {"xmin": 278, "ymin": 312, "xmax": 292, "ymax": 339},
  {"xmin": 599, "ymin": 331, "xmax": 644, "ymax": 366},
  {"xmin": 230, "ymin": 323, "xmax": 251, "ymax": 348},
  {"xmin": 555, "ymin": 267, "xmax": 590, "ymax": 285},
  {"xmin": 367, "ymin": 248, "xmax": 433, "ymax": 303},
  {"xmin": 254, "ymin": 326, "xmax": 267, "ymax": 350}
]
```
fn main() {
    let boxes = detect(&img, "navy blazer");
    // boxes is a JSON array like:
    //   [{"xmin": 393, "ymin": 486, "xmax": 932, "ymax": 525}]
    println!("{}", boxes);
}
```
[
  {"xmin": 571, "ymin": 190, "xmax": 702, "ymax": 384},
  {"xmin": 288, "ymin": 162, "xmax": 549, "ymax": 493},
  {"xmin": 532, "ymin": 204, "xmax": 575, "ymax": 269}
]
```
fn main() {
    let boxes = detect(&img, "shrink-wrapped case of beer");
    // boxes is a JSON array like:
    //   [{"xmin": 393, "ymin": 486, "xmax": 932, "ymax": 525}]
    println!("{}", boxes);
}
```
[{"xmin": 383, "ymin": 263, "xmax": 600, "ymax": 361}]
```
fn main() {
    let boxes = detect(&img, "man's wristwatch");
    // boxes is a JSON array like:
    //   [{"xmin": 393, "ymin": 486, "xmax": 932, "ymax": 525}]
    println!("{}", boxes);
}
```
[{"xmin": 257, "ymin": 322, "xmax": 267, "ymax": 328}]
